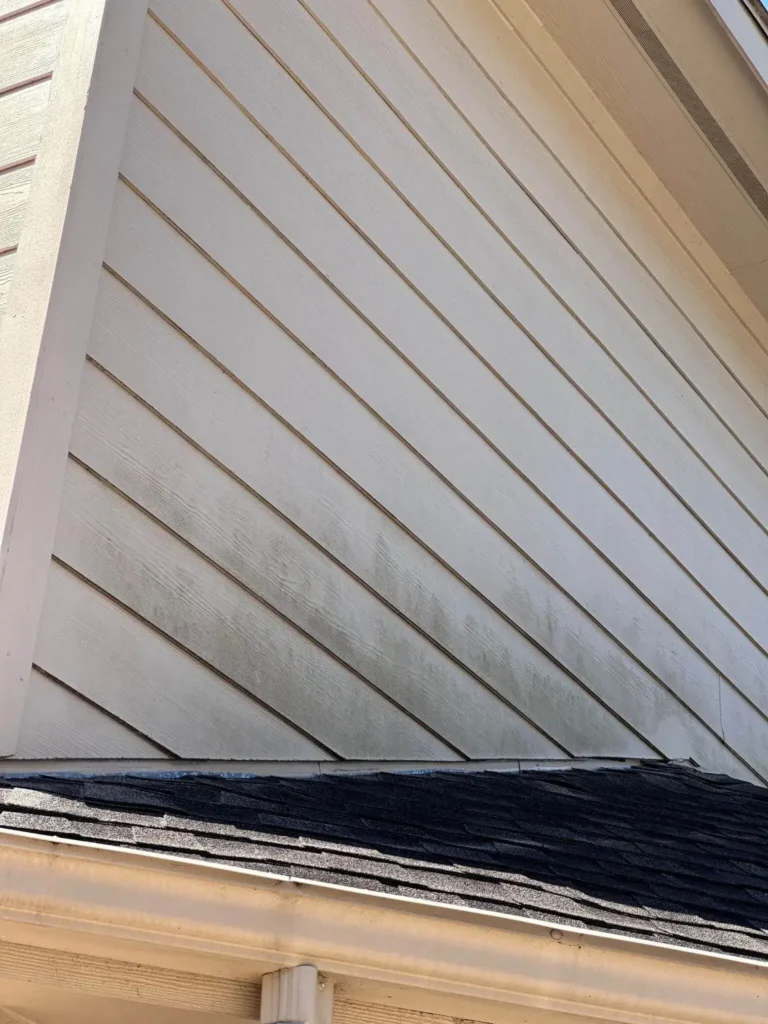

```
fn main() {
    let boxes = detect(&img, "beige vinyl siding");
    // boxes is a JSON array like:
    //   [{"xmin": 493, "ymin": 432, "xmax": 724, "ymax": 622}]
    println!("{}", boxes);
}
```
[
  {"xmin": 0, "ymin": 0, "xmax": 68, "ymax": 331},
  {"xmin": 18, "ymin": 0, "xmax": 768, "ymax": 775}
]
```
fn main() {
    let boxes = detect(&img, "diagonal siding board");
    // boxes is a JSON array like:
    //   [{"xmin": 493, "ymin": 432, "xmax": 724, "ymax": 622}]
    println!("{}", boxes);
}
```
[
  {"xmin": 97, "ymin": 187, "xmax": 753, "ymax": 778},
  {"xmin": 0, "ymin": 79, "xmax": 50, "ymax": 172},
  {"xmin": 0, "ymin": 0, "xmax": 67, "ymax": 96},
  {"xmin": 296, "ymin": 0, "xmax": 768, "ymax": 609},
  {"xmin": 117, "ymin": 97, "xmax": 768, "ymax": 770},
  {"xmin": 216, "ymin": 0, "xmax": 768, "ymax": 545},
  {"xmin": 52, "ymin": 458, "xmax": 459, "ymax": 761},
  {"xmin": 130, "ymin": 23, "xmax": 768, "ymax": 714},
  {"xmin": 71, "ymin": 362, "xmax": 569, "ymax": 759},
  {"xmin": 86, "ymin": 269, "xmax": 651, "ymax": 760},
  {"xmin": 440, "ymin": 0, "xmax": 768, "ymax": 429},
  {"xmin": 24, "ymin": 0, "xmax": 768, "ymax": 774},
  {"xmin": 35, "ymin": 558, "xmax": 331, "ymax": 761},
  {"xmin": 16, "ymin": 668, "xmax": 167, "ymax": 758},
  {"xmin": 373, "ymin": 0, "xmax": 768, "ymax": 429},
  {"xmin": 506, "ymin": 0, "xmax": 768, "ymax": 350}
]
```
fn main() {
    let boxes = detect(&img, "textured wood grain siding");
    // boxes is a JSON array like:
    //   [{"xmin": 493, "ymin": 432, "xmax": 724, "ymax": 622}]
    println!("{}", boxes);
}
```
[
  {"xmin": 0, "ymin": 1, "xmax": 68, "ymax": 330},
  {"xmin": 21, "ymin": 0, "xmax": 768, "ymax": 774}
]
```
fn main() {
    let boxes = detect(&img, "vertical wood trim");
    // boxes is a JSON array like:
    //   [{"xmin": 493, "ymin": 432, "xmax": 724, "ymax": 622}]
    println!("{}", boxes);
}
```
[{"xmin": 0, "ymin": 0, "xmax": 148, "ymax": 755}]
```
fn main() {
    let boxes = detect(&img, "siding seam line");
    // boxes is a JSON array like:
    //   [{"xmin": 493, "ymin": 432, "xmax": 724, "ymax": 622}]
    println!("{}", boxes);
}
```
[
  {"xmin": 0, "ymin": 156, "xmax": 36, "ymax": 178},
  {"xmin": 0, "ymin": 71, "xmax": 53, "ymax": 102}
]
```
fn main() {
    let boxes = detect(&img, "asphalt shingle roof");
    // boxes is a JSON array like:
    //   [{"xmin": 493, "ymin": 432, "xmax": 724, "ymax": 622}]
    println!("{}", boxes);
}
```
[{"xmin": 1, "ymin": 762, "xmax": 767, "ymax": 960}]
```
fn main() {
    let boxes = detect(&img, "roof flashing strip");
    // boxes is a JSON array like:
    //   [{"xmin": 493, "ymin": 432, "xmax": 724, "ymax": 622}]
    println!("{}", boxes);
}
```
[{"xmin": 0, "ymin": 755, "xmax": 670, "ymax": 778}]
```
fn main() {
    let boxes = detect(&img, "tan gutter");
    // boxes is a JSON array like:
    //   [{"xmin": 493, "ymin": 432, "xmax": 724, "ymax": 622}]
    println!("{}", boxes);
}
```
[{"xmin": 0, "ymin": 828, "xmax": 764, "ymax": 1024}]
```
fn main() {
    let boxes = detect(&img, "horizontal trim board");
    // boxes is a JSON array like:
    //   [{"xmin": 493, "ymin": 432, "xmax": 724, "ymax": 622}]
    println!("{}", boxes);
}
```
[
  {"xmin": 0, "ymin": 938, "xmax": 258, "ymax": 1014},
  {"xmin": 333, "ymin": 1000, "xmax": 467, "ymax": 1024},
  {"xmin": 0, "ymin": 757, "xmax": 664, "ymax": 774}
]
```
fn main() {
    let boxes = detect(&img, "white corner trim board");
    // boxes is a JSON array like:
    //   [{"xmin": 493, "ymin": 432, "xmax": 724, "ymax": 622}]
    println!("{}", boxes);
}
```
[
  {"xmin": 0, "ymin": 829, "xmax": 764, "ymax": 1024},
  {"xmin": 0, "ymin": 0, "xmax": 148, "ymax": 756}
]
